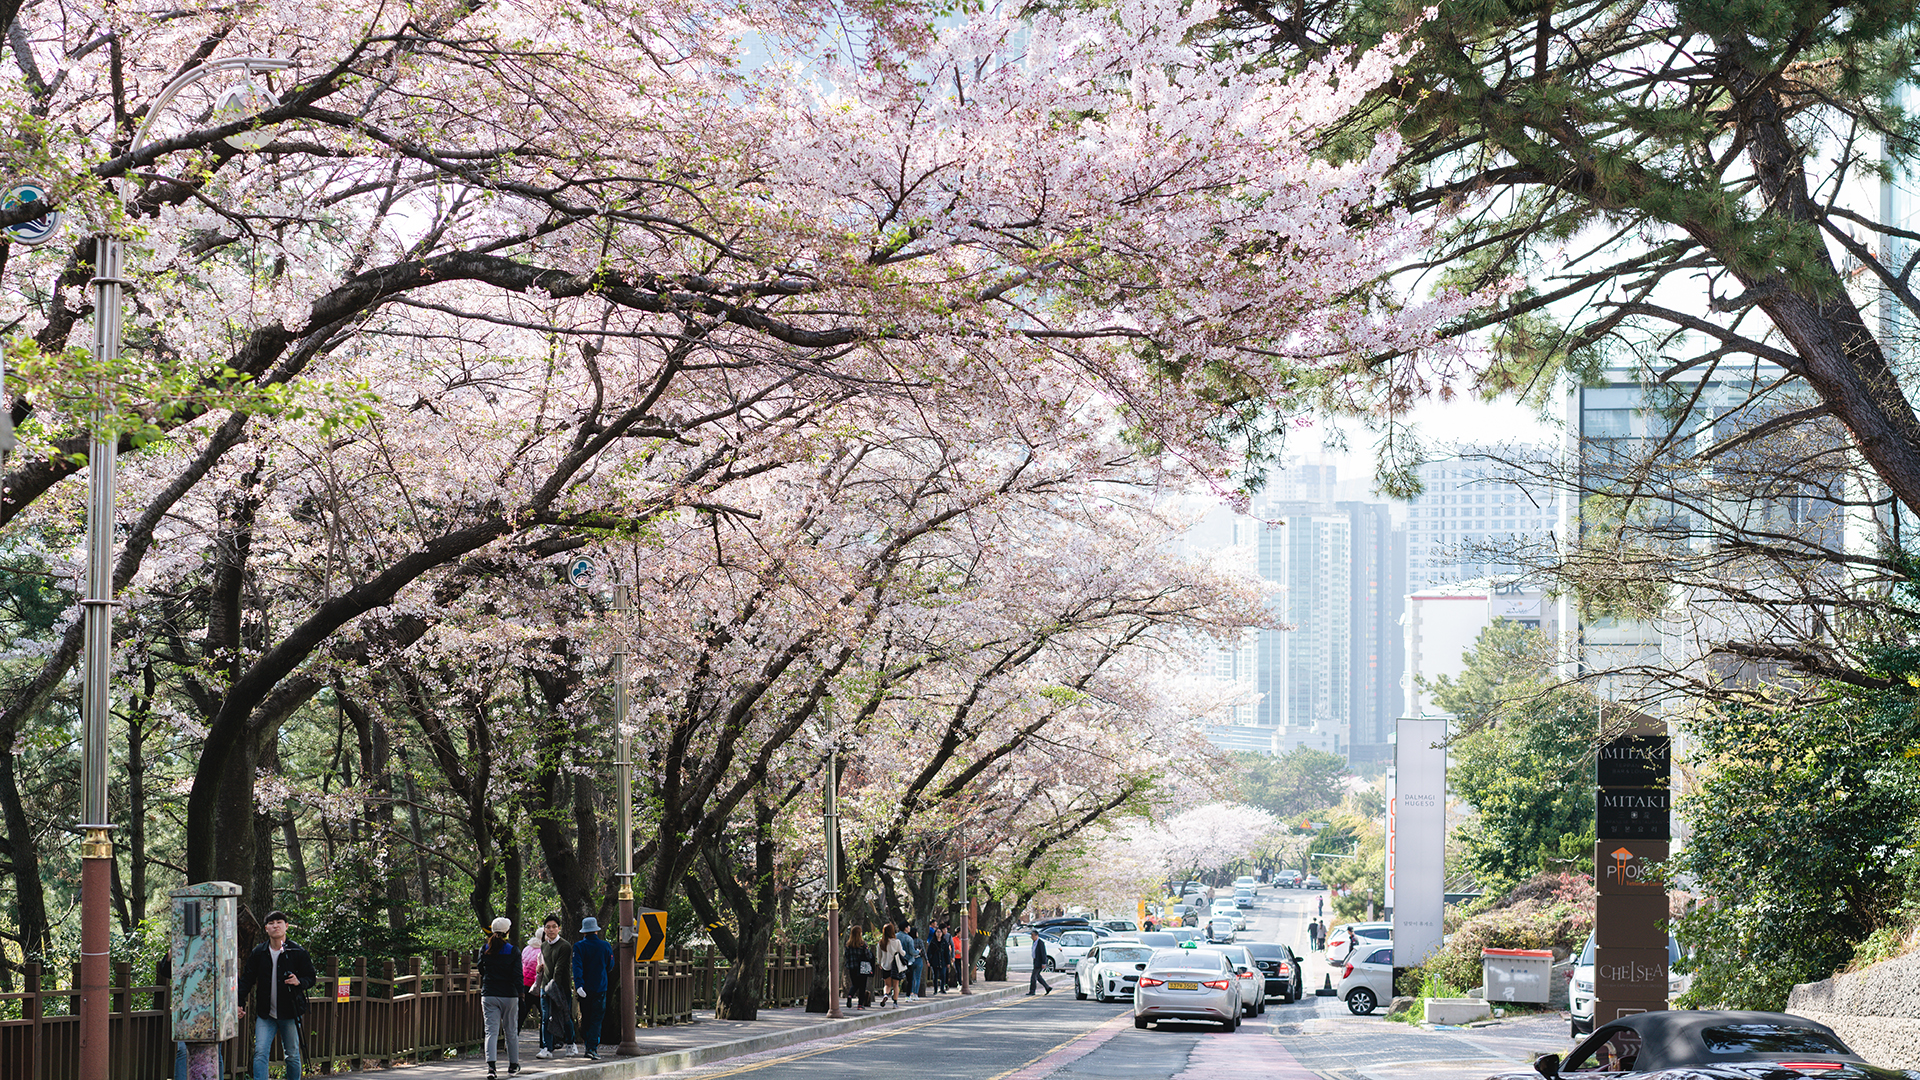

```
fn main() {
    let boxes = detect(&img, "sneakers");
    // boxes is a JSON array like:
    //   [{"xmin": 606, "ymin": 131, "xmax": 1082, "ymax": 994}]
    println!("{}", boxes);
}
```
[
  {"xmin": 509, "ymin": 1066, "xmax": 521, "ymax": 1076},
  {"xmin": 487, "ymin": 1065, "xmax": 497, "ymax": 1077},
  {"xmin": 536, "ymin": 1049, "xmax": 553, "ymax": 1060}
]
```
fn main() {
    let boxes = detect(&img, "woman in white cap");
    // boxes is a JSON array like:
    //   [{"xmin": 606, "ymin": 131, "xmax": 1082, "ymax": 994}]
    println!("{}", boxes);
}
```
[{"xmin": 477, "ymin": 917, "xmax": 522, "ymax": 1076}]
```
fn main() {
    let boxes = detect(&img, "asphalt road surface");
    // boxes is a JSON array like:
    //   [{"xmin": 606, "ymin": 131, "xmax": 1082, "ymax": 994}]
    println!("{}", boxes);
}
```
[{"xmin": 665, "ymin": 886, "xmax": 1565, "ymax": 1080}]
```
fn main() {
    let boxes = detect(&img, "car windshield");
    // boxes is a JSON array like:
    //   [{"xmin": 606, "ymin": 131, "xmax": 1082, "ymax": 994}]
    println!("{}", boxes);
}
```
[
  {"xmin": 1166, "ymin": 929, "xmax": 1201, "ymax": 942},
  {"xmin": 1355, "ymin": 926, "xmax": 1391, "ymax": 940},
  {"xmin": 1137, "ymin": 933, "xmax": 1175, "ymax": 946},
  {"xmin": 1701, "ymin": 1025, "xmax": 1851, "ymax": 1056},
  {"xmin": 1243, "ymin": 944, "xmax": 1286, "ymax": 958},
  {"xmin": 1148, "ymin": 949, "xmax": 1225, "ymax": 972},
  {"xmin": 1100, "ymin": 947, "xmax": 1153, "ymax": 963},
  {"xmin": 1059, "ymin": 931, "xmax": 1096, "ymax": 946},
  {"xmin": 1215, "ymin": 946, "xmax": 1252, "ymax": 964}
]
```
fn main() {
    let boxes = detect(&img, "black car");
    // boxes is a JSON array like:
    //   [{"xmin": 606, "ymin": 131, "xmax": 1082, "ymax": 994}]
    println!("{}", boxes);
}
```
[
  {"xmin": 1242, "ymin": 941, "xmax": 1303, "ymax": 1003},
  {"xmin": 1496, "ymin": 1010, "xmax": 1917, "ymax": 1080}
]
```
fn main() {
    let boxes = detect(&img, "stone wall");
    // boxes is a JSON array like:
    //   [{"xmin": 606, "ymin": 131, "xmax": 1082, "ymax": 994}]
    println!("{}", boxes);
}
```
[{"xmin": 1787, "ymin": 952, "xmax": 1920, "ymax": 1068}]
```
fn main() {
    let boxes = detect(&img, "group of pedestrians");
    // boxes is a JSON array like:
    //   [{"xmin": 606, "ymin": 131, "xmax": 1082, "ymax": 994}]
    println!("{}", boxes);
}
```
[
  {"xmin": 841, "ymin": 919, "xmax": 967, "ymax": 1009},
  {"xmin": 476, "ymin": 914, "xmax": 615, "ymax": 1076}
]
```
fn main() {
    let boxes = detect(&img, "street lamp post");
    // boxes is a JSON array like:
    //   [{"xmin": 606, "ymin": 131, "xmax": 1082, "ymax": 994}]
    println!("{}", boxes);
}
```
[
  {"xmin": 958, "ymin": 838, "xmax": 970, "ymax": 995},
  {"xmin": 613, "ymin": 584, "xmax": 641, "ymax": 1055},
  {"xmin": 825, "ymin": 747, "xmax": 843, "ymax": 1018},
  {"xmin": 81, "ymin": 56, "xmax": 289, "ymax": 1080}
]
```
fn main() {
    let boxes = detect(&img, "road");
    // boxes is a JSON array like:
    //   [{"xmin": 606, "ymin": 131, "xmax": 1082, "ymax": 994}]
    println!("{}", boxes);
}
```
[{"xmin": 665, "ymin": 886, "xmax": 1566, "ymax": 1080}]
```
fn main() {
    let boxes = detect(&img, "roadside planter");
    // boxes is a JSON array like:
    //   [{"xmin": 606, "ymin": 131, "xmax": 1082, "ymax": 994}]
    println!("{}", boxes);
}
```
[
  {"xmin": 1482, "ymin": 947, "xmax": 1555, "ymax": 1004},
  {"xmin": 1425, "ymin": 997, "xmax": 1492, "ymax": 1024}
]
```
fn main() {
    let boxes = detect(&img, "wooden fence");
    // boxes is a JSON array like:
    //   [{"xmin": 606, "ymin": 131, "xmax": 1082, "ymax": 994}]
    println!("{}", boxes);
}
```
[{"xmin": 0, "ymin": 945, "xmax": 813, "ymax": 1080}]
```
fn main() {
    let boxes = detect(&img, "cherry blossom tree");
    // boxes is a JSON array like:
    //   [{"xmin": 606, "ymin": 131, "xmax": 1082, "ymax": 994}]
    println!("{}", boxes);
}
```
[{"xmin": 0, "ymin": 0, "xmax": 1489, "ymax": 964}]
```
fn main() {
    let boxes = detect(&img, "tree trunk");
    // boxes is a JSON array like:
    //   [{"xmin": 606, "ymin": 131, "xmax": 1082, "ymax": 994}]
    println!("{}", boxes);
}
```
[
  {"xmin": 125, "ymin": 662, "xmax": 153, "ymax": 929},
  {"xmin": 804, "ymin": 934, "xmax": 830, "ymax": 1013}
]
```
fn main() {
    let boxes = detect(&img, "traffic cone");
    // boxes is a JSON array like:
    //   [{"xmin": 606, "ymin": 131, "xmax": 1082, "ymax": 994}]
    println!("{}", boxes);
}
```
[{"xmin": 1316, "ymin": 974, "xmax": 1336, "ymax": 997}]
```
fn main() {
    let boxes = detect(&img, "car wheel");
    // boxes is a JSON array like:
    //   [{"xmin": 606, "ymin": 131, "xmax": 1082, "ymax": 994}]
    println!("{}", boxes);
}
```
[
  {"xmin": 1258, "ymin": 997, "xmax": 1267, "ymax": 1015},
  {"xmin": 1571, "ymin": 1021, "xmax": 1581, "ymax": 1039},
  {"xmin": 1045, "ymin": 959, "xmax": 1058, "ymax": 972},
  {"xmin": 1076, "ymin": 985, "xmax": 1087, "ymax": 1000},
  {"xmin": 1224, "ymin": 1014, "xmax": 1239, "ymax": 1032},
  {"xmin": 1347, "ymin": 987, "xmax": 1377, "ymax": 1015},
  {"xmin": 1134, "ymin": 1016, "xmax": 1149, "ymax": 1030}
]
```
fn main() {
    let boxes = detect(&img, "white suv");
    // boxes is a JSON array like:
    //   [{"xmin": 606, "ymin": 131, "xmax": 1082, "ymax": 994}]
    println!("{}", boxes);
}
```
[
  {"xmin": 1568, "ymin": 933, "xmax": 1689, "ymax": 1037},
  {"xmin": 1325, "ymin": 921, "xmax": 1393, "ymax": 965}
]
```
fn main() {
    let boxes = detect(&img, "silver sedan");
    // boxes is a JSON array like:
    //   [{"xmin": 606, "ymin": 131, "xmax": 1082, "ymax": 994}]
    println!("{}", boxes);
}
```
[{"xmin": 1132, "ymin": 948, "xmax": 1244, "ymax": 1031}]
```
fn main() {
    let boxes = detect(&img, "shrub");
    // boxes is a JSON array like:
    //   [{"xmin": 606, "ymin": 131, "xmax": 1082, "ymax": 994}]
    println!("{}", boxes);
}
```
[{"xmin": 1404, "ymin": 870, "xmax": 1593, "ymax": 991}]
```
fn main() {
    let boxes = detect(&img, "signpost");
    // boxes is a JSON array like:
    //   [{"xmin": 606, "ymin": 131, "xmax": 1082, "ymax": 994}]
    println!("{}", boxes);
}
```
[
  {"xmin": 1392, "ymin": 717, "xmax": 1448, "ymax": 968},
  {"xmin": 1593, "ymin": 713, "xmax": 1671, "ymax": 1026}
]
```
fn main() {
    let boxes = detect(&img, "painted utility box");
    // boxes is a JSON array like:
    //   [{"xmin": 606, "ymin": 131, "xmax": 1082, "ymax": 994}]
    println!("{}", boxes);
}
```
[{"xmin": 169, "ymin": 882, "xmax": 242, "ymax": 1042}]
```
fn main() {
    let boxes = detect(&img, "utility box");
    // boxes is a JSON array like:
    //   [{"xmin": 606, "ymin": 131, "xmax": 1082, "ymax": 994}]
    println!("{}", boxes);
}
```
[
  {"xmin": 1481, "ymin": 947, "xmax": 1554, "ymax": 1004},
  {"xmin": 170, "ymin": 882, "xmax": 243, "ymax": 1042}
]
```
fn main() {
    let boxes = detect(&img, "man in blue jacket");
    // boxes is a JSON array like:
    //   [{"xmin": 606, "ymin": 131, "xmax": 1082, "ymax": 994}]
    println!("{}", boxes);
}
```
[
  {"xmin": 572, "ymin": 917, "xmax": 615, "ymax": 1060},
  {"xmin": 898, "ymin": 922, "xmax": 921, "ymax": 1001}
]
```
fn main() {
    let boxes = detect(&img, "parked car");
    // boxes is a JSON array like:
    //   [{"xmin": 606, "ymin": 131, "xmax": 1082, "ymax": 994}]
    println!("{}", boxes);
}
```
[
  {"xmin": 1204, "ymin": 916, "xmax": 1236, "ymax": 944},
  {"xmin": 1007, "ymin": 930, "xmax": 1034, "ymax": 972},
  {"xmin": 1325, "ymin": 921, "xmax": 1393, "ymax": 965},
  {"xmin": 1243, "ymin": 941, "xmax": 1303, "ymax": 1003},
  {"xmin": 1041, "ymin": 929, "xmax": 1101, "ymax": 971},
  {"xmin": 1495, "ymin": 1011, "xmax": 1881, "ymax": 1080},
  {"xmin": 1075, "ymin": 941, "xmax": 1156, "ymax": 1002},
  {"xmin": 1209, "ymin": 944, "xmax": 1268, "ymax": 1016},
  {"xmin": 1134, "ymin": 948, "xmax": 1244, "ymax": 1031},
  {"xmin": 1569, "ymin": 931, "xmax": 1689, "ymax": 1037},
  {"xmin": 1338, "ymin": 943, "xmax": 1394, "ymax": 1014},
  {"xmin": 1276, "ymin": 869, "xmax": 1303, "ymax": 888},
  {"xmin": 1302, "ymin": 875, "xmax": 1324, "ymax": 890}
]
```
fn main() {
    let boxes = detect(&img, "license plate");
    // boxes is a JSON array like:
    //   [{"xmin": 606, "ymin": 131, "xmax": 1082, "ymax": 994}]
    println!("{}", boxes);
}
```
[{"xmin": 1169, "ymin": 981, "xmax": 1199, "ymax": 990}]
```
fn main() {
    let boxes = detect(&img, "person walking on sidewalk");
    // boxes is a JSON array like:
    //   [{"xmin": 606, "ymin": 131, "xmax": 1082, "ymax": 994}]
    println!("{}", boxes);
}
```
[
  {"xmin": 1026, "ymin": 931, "xmax": 1053, "ymax": 995},
  {"xmin": 238, "ymin": 910, "xmax": 318, "ymax": 1080},
  {"xmin": 843, "ymin": 927, "xmax": 874, "ymax": 1010},
  {"xmin": 573, "ymin": 917, "xmax": 614, "ymax": 1060},
  {"xmin": 899, "ymin": 922, "xmax": 922, "ymax": 1001},
  {"xmin": 876, "ymin": 924, "xmax": 906, "ymax": 1007},
  {"xmin": 536, "ymin": 916, "xmax": 576, "ymax": 1059},
  {"xmin": 925, "ymin": 923, "xmax": 950, "ymax": 995},
  {"xmin": 474, "ymin": 917, "xmax": 522, "ymax": 1077}
]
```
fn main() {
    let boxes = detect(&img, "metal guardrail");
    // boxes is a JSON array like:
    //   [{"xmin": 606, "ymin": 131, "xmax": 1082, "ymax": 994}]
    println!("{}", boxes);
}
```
[{"xmin": 0, "ymin": 945, "xmax": 814, "ymax": 1079}]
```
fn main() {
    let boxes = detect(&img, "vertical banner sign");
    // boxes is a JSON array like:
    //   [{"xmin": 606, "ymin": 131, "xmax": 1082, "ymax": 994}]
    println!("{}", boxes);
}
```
[
  {"xmin": 1392, "ymin": 717, "xmax": 1448, "ymax": 968},
  {"xmin": 1593, "ymin": 718, "xmax": 1671, "ymax": 1026},
  {"xmin": 1382, "ymin": 769, "xmax": 1396, "ymax": 911}
]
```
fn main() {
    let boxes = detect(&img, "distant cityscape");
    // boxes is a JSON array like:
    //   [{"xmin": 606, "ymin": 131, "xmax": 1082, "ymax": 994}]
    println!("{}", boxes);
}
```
[{"xmin": 1185, "ymin": 447, "xmax": 1561, "ymax": 770}]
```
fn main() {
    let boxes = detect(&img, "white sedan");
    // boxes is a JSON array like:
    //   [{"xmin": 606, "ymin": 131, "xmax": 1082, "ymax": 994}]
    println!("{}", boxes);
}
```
[
  {"xmin": 1042, "ymin": 929, "xmax": 1101, "ymax": 971},
  {"xmin": 1075, "ymin": 941, "xmax": 1155, "ymax": 1002}
]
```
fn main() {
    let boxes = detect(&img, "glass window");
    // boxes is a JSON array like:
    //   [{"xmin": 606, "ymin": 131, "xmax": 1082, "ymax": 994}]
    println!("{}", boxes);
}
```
[
  {"xmin": 1566, "ymin": 1027, "xmax": 1644, "ymax": 1072},
  {"xmin": 1701, "ymin": 1025, "xmax": 1850, "ymax": 1056},
  {"xmin": 1365, "ymin": 947, "xmax": 1393, "ymax": 965},
  {"xmin": 1100, "ymin": 947, "xmax": 1153, "ymax": 963}
]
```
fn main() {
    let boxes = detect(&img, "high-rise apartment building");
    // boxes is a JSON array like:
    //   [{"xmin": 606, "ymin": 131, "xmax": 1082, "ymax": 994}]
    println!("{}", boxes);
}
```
[
  {"xmin": 1189, "ymin": 462, "xmax": 1406, "ymax": 763},
  {"xmin": 1404, "ymin": 449, "xmax": 1559, "ymax": 588}
]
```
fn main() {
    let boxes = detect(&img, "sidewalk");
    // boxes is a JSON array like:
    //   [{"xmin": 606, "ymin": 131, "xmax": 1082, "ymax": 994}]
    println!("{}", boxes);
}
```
[{"xmin": 320, "ymin": 982, "xmax": 1023, "ymax": 1080}]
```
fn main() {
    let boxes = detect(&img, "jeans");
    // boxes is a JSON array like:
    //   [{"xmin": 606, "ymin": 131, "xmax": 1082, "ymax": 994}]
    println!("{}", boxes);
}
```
[
  {"xmin": 908, "ymin": 959, "xmax": 922, "ymax": 996},
  {"xmin": 253, "ymin": 1015, "xmax": 302, "ymax": 1080},
  {"xmin": 482, "ymin": 996, "xmax": 519, "ymax": 1064},
  {"xmin": 578, "ymin": 991, "xmax": 605, "ymax": 1053},
  {"xmin": 540, "ymin": 994, "xmax": 575, "ymax": 1049}
]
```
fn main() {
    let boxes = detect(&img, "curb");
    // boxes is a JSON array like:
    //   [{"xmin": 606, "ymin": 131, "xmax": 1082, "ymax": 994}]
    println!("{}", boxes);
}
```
[{"xmin": 533, "ymin": 983, "xmax": 1026, "ymax": 1078}]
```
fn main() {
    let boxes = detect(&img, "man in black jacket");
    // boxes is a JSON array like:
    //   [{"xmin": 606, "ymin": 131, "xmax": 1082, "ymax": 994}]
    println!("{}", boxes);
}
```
[
  {"xmin": 237, "ymin": 910, "xmax": 317, "ymax": 1080},
  {"xmin": 1027, "ymin": 932, "xmax": 1052, "ymax": 996}
]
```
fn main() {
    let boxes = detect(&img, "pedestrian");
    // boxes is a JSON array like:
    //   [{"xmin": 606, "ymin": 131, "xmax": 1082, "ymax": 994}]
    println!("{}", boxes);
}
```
[
  {"xmin": 1306, "ymin": 918, "xmax": 1320, "ymax": 951},
  {"xmin": 950, "ymin": 924, "xmax": 963, "ymax": 988},
  {"xmin": 237, "ymin": 910, "xmax": 317, "ymax": 1080},
  {"xmin": 925, "ymin": 923, "xmax": 950, "ymax": 995},
  {"xmin": 899, "ymin": 922, "xmax": 922, "ymax": 1001},
  {"xmin": 474, "ymin": 917, "xmax": 522, "ymax": 1077},
  {"xmin": 876, "ymin": 924, "xmax": 906, "ymax": 1007},
  {"xmin": 573, "ymin": 916, "xmax": 614, "ymax": 1060},
  {"xmin": 1026, "ymin": 931, "xmax": 1052, "ymax": 995},
  {"xmin": 536, "ymin": 916, "xmax": 577, "ymax": 1059},
  {"xmin": 843, "ymin": 927, "xmax": 874, "ymax": 1010},
  {"xmin": 521, "ymin": 927, "xmax": 542, "ymax": 1031}
]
